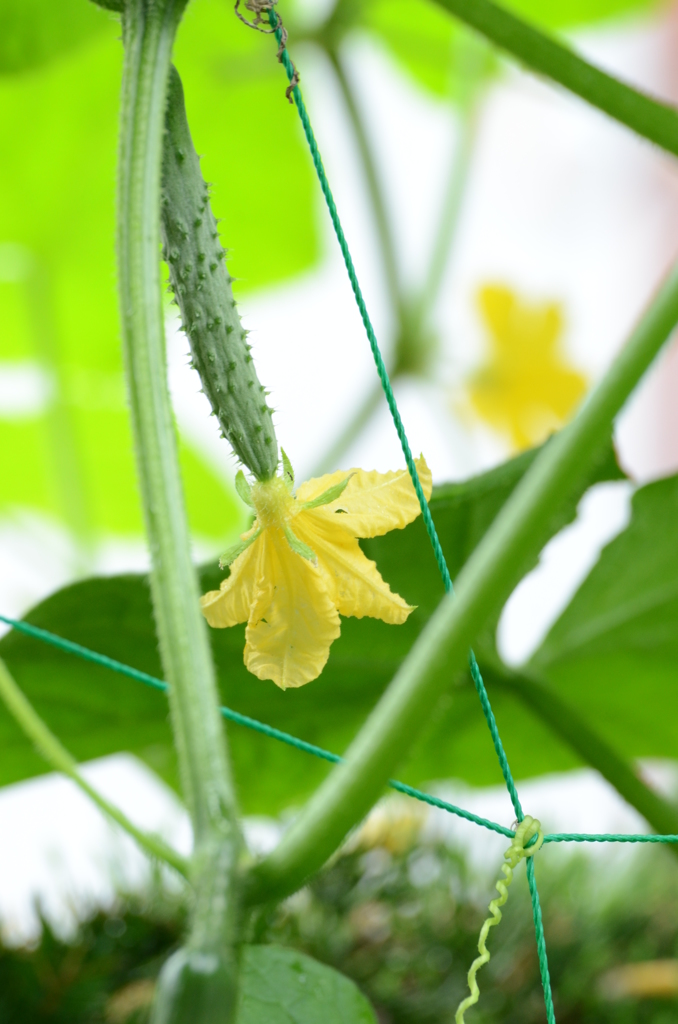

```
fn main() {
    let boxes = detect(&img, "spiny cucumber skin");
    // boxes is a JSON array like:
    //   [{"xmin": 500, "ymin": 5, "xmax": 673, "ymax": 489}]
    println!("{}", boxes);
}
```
[{"xmin": 161, "ymin": 66, "xmax": 278, "ymax": 481}]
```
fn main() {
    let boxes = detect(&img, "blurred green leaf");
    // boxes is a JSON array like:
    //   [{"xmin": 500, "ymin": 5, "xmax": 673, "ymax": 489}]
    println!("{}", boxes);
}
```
[
  {"xmin": 0, "ymin": 0, "xmax": 111, "ymax": 74},
  {"xmin": 349, "ymin": 0, "xmax": 659, "ymax": 99},
  {"xmin": 237, "ymin": 946, "xmax": 377, "ymax": 1024},
  {"xmin": 0, "ymin": 0, "xmax": 318, "ymax": 542},
  {"xmin": 360, "ymin": 0, "xmax": 460, "ymax": 97},
  {"xmin": 528, "ymin": 473, "xmax": 678, "ymax": 767},
  {"xmin": 0, "ymin": 441, "xmax": 622, "ymax": 811},
  {"xmin": 507, "ymin": 0, "xmax": 659, "ymax": 29}
]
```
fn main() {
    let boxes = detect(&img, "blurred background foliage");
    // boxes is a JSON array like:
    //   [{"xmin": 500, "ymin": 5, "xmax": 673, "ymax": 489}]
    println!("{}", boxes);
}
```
[
  {"xmin": 0, "ymin": 0, "xmax": 661, "ymax": 554},
  {"xmin": 2, "ymin": 0, "xmax": 678, "ymax": 1014},
  {"xmin": 4, "ymin": 818, "xmax": 678, "ymax": 1023}
]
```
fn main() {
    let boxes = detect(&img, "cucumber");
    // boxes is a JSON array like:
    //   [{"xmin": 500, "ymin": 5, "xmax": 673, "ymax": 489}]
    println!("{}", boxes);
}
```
[{"xmin": 161, "ymin": 65, "xmax": 278, "ymax": 481}]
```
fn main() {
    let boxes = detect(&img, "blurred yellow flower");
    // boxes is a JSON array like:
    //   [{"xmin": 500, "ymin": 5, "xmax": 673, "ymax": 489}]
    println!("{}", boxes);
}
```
[
  {"xmin": 468, "ymin": 284, "xmax": 587, "ymax": 451},
  {"xmin": 201, "ymin": 455, "xmax": 432, "ymax": 689}
]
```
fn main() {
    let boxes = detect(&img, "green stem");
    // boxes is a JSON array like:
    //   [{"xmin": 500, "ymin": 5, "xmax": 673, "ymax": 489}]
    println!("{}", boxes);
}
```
[
  {"xmin": 327, "ymin": 48, "xmax": 404, "ymax": 325},
  {"xmin": 483, "ymin": 661, "xmax": 678, "ymax": 840},
  {"xmin": 246, "ymin": 257, "xmax": 678, "ymax": 905},
  {"xmin": 430, "ymin": 0, "xmax": 678, "ymax": 157},
  {"xmin": 0, "ymin": 659, "xmax": 188, "ymax": 876},
  {"xmin": 117, "ymin": 0, "xmax": 240, "ymax": 998}
]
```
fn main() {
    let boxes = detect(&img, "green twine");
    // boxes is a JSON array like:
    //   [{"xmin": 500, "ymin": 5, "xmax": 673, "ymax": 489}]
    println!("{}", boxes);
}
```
[
  {"xmin": 0, "ymin": 14, "xmax": 671, "ymax": 1022},
  {"xmin": 264, "ymin": 5, "xmax": 524, "ymax": 824},
  {"xmin": 527, "ymin": 857, "xmax": 556, "ymax": 1024},
  {"xmin": 3, "ymin": 615, "xmax": 678, "ymax": 847}
]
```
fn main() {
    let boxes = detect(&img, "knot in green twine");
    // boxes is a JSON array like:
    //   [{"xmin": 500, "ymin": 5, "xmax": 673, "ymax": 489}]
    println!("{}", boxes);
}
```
[{"xmin": 456, "ymin": 815, "xmax": 544, "ymax": 1024}]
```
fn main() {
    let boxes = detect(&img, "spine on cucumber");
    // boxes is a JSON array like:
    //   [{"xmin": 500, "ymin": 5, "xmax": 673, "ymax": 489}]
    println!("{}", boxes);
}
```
[{"xmin": 161, "ymin": 65, "xmax": 278, "ymax": 481}]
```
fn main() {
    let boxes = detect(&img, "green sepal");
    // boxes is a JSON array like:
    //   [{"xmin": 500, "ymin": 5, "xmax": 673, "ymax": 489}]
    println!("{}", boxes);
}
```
[
  {"xmin": 235, "ymin": 470, "xmax": 254, "ymax": 509},
  {"xmin": 281, "ymin": 448, "xmax": 294, "ymax": 491},
  {"xmin": 219, "ymin": 528, "xmax": 261, "ymax": 569},
  {"xmin": 284, "ymin": 525, "xmax": 317, "ymax": 564},
  {"xmin": 301, "ymin": 474, "xmax": 353, "ymax": 510}
]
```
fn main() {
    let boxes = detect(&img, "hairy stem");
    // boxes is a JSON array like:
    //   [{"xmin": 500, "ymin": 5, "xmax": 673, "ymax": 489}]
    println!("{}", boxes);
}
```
[
  {"xmin": 246, "ymin": 257, "xmax": 678, "ymax": 904},
  {"xmin": 430, "ymin": 0, "xmax": 678, "ymax": 156},
  {"xmin": 117, "ymin": 0, "xmax": 240, "ymax": 1003},
  {"xmin": 0, "ymin": 659, "xmax": 188, "ymax": 876},
  {"xmin": 483, "ymin": 661, "xmax": 678, "ymax": 841}
]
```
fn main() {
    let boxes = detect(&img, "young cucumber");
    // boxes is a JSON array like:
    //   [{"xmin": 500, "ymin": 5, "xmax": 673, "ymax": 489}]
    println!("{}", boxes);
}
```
[{"xmin": 162, "ymin": 65, "xmax": 278, "ymax": 481}]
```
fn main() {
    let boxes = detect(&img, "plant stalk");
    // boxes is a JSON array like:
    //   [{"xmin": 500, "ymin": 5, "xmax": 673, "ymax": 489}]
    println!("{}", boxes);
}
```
[
  {"xmin": 246, "ymin": 257, "xmax": 678, "ymax": 904},
  {"xmin": 117, "ymin": 0, "xmax": 241, "ymax": 1015},
  {"xmin": 0, "ymin": 659, "xmax": 189, "ymax": 877},
  {"xmin": 430, "ymin": 0, "xmax": 678, "ymax": 157}
]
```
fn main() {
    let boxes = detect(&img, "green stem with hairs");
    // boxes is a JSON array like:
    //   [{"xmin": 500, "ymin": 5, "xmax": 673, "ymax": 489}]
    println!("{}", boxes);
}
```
[
  {"xmin": 246, "ymin": 257, "xmax": 678, "ymax": 905},
  {"xmin": 0, "ymin": 659, "xmax": 188, "ymax": 877},
  {"xmin": 430, "ymin": 0, "xmax": 678, "ymax": 156},
  {"xmin": 117, "ymin": 0, "xmax": 241, "ymax": 1017},
  {"xmin": 482, "ymin": 660, "xmax": 678, "ymax": 841}
]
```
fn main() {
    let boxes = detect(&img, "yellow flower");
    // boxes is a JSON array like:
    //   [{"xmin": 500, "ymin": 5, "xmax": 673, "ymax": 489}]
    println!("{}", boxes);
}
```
[
  {"xmin": 201, "ymin": 455, "xmax": 432, "ymax": 689},
  {"xmin": 468, "ymin": 284, "xmax": 587, "ymax": 451}
]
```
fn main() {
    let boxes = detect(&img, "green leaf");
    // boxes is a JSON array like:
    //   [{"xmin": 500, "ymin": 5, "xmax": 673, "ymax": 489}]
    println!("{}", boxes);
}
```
[
  {"xmin": 0, "ymin": 441, "xmax": 623, "ymax": 810},
  {"xmin": 237, "ymin": 945, "xmax": 377, "ymax": 1024},
  {"xmin": 527, "ymin": 473, "xmax": 678, "ymax": 765}
]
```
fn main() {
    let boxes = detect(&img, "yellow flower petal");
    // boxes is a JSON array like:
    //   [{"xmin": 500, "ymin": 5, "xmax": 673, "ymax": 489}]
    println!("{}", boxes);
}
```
[
  {"xmin": 244, "ymin": 530, "xmax": 341, "ymax": 689},
  {"xmin": 468, "ymin": 284, "xmax": 587, "ymax": 451},
  {"xmin": 200, "ymin": 534, "xmax": 264, "ymax": 628},
  {"xmin": 297, "ymin": 456, "xmax": 432, "ymax": 539},
  {"xmin": 296, "ymin": 512, "xmax": 413, "ymax": 624}
]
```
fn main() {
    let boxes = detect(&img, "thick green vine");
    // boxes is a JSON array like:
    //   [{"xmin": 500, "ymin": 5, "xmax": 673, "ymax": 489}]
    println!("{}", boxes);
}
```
[{"xmin": 115, "ymin": 0, "xmax": 242, "ymax": 1019}]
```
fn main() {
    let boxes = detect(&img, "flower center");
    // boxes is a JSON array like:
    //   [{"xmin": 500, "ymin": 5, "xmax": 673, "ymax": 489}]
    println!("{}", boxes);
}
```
[{"xmin": 251, "ymin": 475, "xmax": 295, "ymax": 529}]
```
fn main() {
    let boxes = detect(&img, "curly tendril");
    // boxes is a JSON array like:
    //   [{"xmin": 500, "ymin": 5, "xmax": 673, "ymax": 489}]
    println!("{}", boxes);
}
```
[{"xmin": 456, "ymin": 815, "xmax": 544, "ymax": 1024}]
